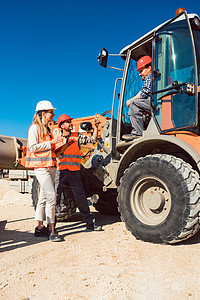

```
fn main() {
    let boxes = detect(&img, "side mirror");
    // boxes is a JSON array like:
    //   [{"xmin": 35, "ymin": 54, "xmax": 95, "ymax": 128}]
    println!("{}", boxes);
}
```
[
  {"xmin": 80, "ymin": 122, "xmax": 93, "ymax": 132},
  {"xmin": 97, "ymin": 48, "xmax": 108, "ymax": 68}
]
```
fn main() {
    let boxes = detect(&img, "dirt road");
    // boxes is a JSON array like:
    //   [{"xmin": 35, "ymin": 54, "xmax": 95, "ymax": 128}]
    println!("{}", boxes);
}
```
[{"xmin": 0, "ymin": 179, "xmax": 200, "ymax": 300}]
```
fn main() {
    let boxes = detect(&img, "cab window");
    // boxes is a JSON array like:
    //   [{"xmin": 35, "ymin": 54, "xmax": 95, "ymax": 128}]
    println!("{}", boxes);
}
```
[{"xmin": 122, "ymin": 58, "xmax": 143, "ymax": 125}]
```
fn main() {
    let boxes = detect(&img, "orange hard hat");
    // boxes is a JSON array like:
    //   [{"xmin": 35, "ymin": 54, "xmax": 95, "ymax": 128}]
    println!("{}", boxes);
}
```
[
  {"xmin": 57, "ymin": 114, "xmax": 74, "ymax": 127},
  {"xmin": 136, "ymin": 56, "xmax": 152, "ymax": 71}
]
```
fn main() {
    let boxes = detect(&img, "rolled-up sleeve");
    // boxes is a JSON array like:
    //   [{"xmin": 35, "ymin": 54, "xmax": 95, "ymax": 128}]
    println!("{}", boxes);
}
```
[{"xmin": 78, "ymin": 133, "xmax": 96, "ymax": 145}]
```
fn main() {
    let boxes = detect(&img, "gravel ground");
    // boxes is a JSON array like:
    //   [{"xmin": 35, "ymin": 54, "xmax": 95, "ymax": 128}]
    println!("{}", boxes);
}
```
[{"xmin": 0, "ymin": 179, "xmax": 200, "ymax": 300}]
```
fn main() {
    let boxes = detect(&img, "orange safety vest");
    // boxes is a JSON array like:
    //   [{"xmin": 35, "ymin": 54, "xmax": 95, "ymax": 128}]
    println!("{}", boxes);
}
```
[
  {"xmin": 25, "ymin": 124, "xmax": 56, "ymax": 168},
  {"xmin": 56, "ymin": 132, "xmax": 83, "ymax": 171}
]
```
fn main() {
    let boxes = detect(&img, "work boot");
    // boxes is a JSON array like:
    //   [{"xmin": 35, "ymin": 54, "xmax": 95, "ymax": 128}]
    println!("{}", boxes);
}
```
[
  {"xmin": 86, "ymin": 223, "xmax": 103, "ymax": 232},
  {"xmin": 48, "ymin": 230, "xmax": 63, "ymax": 242},
  {"xmin": 122, "ymin": 133, "xmax": 142, "ymax": 141},
  {"xmin": 34, "ymin": 226, "xmax": 49, "ymax": 237}
]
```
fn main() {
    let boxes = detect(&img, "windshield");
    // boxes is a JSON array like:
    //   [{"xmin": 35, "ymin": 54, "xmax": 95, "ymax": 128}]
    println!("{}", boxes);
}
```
[
  {"xmin": 193, "ymin": 28, "xmax": 200, "ymax": 85},
  {"xmin": 153, "ymin": 14, "xmax": 197, "ymax": 132},
  {"xmin": 122, "ymin": 59, "xmax": 143, "ymax": 124}
]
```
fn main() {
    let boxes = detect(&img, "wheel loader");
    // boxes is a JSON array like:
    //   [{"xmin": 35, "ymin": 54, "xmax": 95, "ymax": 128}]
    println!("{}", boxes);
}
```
[{"xmin": 1, "ymin": 8, "xmax": 200, "ymax": 244}]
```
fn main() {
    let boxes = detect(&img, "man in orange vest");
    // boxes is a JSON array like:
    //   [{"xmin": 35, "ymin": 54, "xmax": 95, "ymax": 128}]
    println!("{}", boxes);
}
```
[{"xmin": 55, "ymin": 114, "xmax": 103, "ymax": 231}]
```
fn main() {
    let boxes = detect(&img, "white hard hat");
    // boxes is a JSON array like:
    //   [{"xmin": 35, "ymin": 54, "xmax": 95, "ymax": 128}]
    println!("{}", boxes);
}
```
[{"xmin": 35, "ymin": 100, "xmax": 56, "ymax": 112}]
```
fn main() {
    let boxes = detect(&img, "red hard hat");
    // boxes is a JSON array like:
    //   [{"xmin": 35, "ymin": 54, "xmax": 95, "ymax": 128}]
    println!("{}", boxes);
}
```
[
  {"xmin": 136, "ymin": 56, "xmax": 152, "ymax": 71},
  {"xmin": 57, "ymin": 114, "xmax": 74, "ymax": 127}
]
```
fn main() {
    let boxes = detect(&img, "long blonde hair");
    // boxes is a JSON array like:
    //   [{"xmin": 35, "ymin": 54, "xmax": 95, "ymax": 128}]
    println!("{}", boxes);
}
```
[{"xmin": 33, "ymin": 112, "xmax": 48, "ymax": 139}]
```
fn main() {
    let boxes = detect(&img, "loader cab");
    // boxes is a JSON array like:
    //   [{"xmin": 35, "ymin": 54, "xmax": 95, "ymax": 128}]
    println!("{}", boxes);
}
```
[
  {"xmin": 117, "ymin": 10, "xmax": 200, "ymax": 147},
  {"xmin": 120, "ymin": 50, "xmax": 152, "ymax": 138}
]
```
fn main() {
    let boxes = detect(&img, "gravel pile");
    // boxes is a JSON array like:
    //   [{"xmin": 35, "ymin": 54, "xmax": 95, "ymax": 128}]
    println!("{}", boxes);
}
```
[{"xmin": 0, "ymin": 179, "xmax": 32, "ymax": 207}]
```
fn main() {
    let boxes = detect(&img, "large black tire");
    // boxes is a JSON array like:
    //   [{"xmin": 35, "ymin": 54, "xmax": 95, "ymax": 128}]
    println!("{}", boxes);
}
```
[
  {"xmin": 31, "ymin": 176, "xmax": 77, "ymax": 221},
  {"xmin": 118, "ymin": 154, "xmax": 200, "ymax": 244},
  {"xmin": 93, "ymin": 191, "xmax": 119, "ymax": 215}
]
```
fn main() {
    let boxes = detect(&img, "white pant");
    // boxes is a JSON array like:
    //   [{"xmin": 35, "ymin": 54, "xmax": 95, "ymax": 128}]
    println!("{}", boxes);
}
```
[{"xmin": 34, "ymin": 167, "xmax": 56, "ymax": 224}]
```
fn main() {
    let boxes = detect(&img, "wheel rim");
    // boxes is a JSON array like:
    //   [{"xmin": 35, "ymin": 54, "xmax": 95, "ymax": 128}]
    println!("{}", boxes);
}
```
[{"xmin": 130, "ymin": 176, "xmax": 171, "ymax": 225}]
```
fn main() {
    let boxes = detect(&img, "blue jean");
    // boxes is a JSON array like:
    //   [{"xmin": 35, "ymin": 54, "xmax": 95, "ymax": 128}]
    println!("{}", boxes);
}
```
[{"xmin": 55, "ymin": 169, "xmax": 94, "ymax": 226}]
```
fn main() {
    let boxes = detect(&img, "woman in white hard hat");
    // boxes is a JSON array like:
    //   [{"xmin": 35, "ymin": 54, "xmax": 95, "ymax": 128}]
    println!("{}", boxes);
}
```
[{"xmin": 26, "ymin": 100, "xmax": 64, "ymax": 242}]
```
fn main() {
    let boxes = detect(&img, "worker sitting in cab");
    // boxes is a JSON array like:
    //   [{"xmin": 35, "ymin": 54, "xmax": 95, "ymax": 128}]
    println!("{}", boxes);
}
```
[{"xmin": 123, "ymin": 56, "xmax": 152, "ymax": 141}]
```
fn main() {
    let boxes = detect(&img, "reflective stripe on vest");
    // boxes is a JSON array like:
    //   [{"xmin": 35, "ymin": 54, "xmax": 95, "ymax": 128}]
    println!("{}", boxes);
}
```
[
  {"xmin": 58, "ymin": 154, "xmax": 82, "ymax": 159},
  {"xmin": 26, "ymin": 157, "xmax": 57, "ymax": 162},
  {"xmin": 56, "ymin": 132, "xmax": 83, "ymax": 171},
  {"xmin": 25, "ymin": 124, "xmax": 56, "ymax": 168}
]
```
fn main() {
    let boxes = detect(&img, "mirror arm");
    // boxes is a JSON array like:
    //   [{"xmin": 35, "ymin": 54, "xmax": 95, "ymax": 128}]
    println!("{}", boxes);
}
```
[
  {"xmin": 107, "ymin": 66, "xmax": 124, "ymax": 71},
  {"xmin": 106, "ymin": 53, "xmax": 126, "ymax": 71},
  {"xmin": 109, "ymin": 54, "xmax": 127, "ymax": 57}
]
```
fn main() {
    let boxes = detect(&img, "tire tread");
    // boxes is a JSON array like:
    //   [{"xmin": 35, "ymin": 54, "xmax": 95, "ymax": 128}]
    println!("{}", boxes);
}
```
[{"xmin": 117, "ymin": 154, "xmax": 200, "ymax": 244}]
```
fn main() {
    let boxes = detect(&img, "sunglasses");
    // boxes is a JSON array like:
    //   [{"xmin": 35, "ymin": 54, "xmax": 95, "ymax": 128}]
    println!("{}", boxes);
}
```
[{"xmin": 45, "ymin": 110, "xmax": 54, "ymax": 114}]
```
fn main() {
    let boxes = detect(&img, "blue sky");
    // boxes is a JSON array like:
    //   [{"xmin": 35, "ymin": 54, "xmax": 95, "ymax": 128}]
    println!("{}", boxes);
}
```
[{"xmin": 0, "ymin": 0, "xmax": 199, "ymax": 138}]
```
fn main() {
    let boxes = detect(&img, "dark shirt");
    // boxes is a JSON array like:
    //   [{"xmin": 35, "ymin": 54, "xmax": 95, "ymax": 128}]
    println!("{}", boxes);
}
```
[
  {"xmin": 140, "ymin": 73, "xmax": 152, "ymax": 99},
  {"xmin": 78, "ymin": 133, "xmax": 96, "ymax": 145}
]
